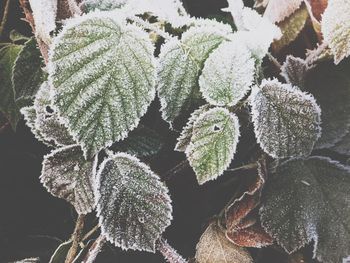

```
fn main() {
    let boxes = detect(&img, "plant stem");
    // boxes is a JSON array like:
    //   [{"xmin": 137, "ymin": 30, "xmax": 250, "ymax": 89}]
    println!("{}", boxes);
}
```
[
  {"xmin": 267, "ymin": 52, "xmax": 282, "ymax": 70},
  {"xmin": 81, "ymin": 225, "xmax": 99, "ymax": 242},
  {"xmin": 65, "ymin": 215, "xmax": 85, "ymax": 263},
  {"xmin": 225, "ymin": 162, "xmax": 259, "ymax": 173},
  {"xmin": 81, "ymin": 235, "xmax": 106, "ymax": 263},
  {"xmin": 162, "ymin": 159, "xmax": 189, "ymax": 181},
  {"xmin": 156, "ymin": 238, "xmax": 188, "ymax": 263},
  {"xmin": 0, "ymin": 0, "xmax": 11, "ymax": 39}
]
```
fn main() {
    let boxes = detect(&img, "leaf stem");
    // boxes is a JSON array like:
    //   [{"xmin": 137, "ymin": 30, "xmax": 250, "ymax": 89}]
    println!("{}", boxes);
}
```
[
  {"xmin": 81, "ymin": 225, "xmax": 100, "ymax": 242},
  {"xmin": 0, "ymin": 0, "xmax": 11, "ymax": 39},
  {"xmin": 225, "ymin": 162, "xmax": 259, "ymax": 172},
  {"xmin": 65, "ymin": 215, "xmax": 85, "ymax": 263},
  {"xmin": 156, "ymin": 238, "xmax": 188, "ymax": 263},
  {"xmin": 267, "ymin": 52, "xmax": 282, "ymax": 70},
  {"xmin": 162, "ymin": 159, "xmax": 189, "ymax": 181}
]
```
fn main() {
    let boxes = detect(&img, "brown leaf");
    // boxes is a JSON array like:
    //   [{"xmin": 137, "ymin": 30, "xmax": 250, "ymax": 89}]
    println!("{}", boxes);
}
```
[
  {"xmin": 264, "ymin": 0, "xmax": 303, "ymax": 23},
  {"xmin": 195, "ymin": 223, "xmax": 253, "ymax": 263},
  {"xmin": 306, "ymin": 0, "xmax": 328, "ymax": 21}
]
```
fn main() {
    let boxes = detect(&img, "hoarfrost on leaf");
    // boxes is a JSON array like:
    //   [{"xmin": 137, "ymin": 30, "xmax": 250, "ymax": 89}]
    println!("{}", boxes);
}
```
[
  {"xmin": 41, "ymin": 145, "xmax": 96, "ymax": 215},
  {"xmin": 250, "ymin": 79, "xmax": 321, "ymax": 158},
  {"xmin": 185, "ymin": 107, "xmax": 240, "ymax": 184},
  {"xmin": 263, "ymin": 0, "xmax": 303, "ymax": 23},
  {"xmin": 280, "ymin": 55, "xmax": 310, "ymax": 88},
  {"xmin": 321, "ymin": 0, "xmax": 350, "ymax": 64},
  {"xmin": 157, "ymin": 21, "xmax": 232, "ymax": 124},
  {"xmin": 260, "ymin": 157, "xmax": 350, "ymax": 263},
  {"xmin": 49, "ymin": 12, "xmax": 156, "ymax": 158},
  {"xmin": 95, "ymin": 152, "xmax": 172, "ymax": 252},
  {"xmin": 80, "ymin": 0, "xmax": 128, "ymax": 12},
  {"xmin": 199, "ymin": 40, "xmax": 255, "ymax": 107},
  {"xmin": 195, "ymin": 223, "xmax": 252, "ymax": 263}
]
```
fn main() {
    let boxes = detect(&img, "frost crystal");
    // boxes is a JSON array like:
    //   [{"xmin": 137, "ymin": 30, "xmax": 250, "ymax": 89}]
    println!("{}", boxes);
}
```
[
  {"xmin": 49, "ymin": 12, "xmax": 156, "ymax": 158},
  {"xmin": 199, "ymin": 40, "xmax": 255, "ymax": 107},
  {"xmin": 263, "ymin": 0, "xmax": 303, "ymax": 23},
  {"xmin": 250, "ymin": 79, "xmax": 321, "ymax": 158},
  {"xmin": 260, "ymin": 157, "xmax": 350, "ymax": 263},
  {"xmin": 41, "ymin": 145, "xmax": 96, "ymax": 215},
  {"xmin": 29, "ymin": 0, "xmax": 57, "ymax": 44},
  {"xmin": 321, "ymin": 0, "xmax": 350, "ymax": 64},
  {"xmin": 157, "ymin": 21, "xmax": 232, "ymax": 124},
  {"xmin": 185, "ymin": 107, "xmax": 240, "ymax": 184},
  {"xmin": 95, "ymin": 153, "xmax": 172, "ymax": 252}
]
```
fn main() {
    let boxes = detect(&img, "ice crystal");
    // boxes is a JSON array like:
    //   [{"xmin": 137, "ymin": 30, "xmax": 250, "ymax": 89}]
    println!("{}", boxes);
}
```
[
  {"xmin": 95, "ymin": 153, "xmax": 172, "ymax": 252},
  {"xmin": 49, "ymin": 12, "xmax": 156, "ymax": 158},
  {"xmin": 321, "ymin": 0, "xmax": 350, "ymax": 64},
  {"xmin": 185, "ymin": 107, "xmax": 240, "ymax": 184},
  {"xmin": 260, "ymin": 157, "xmax": 350, "ymax": 263},
  {"xmin": 157, "ymin": 21, "xmax": 232, "ymax": 124},
  {"xmin": 41, "ymin": 145, "xmax": 96, "ymax": 214},
  {"xmin": 199, "ymin": 40, "xmax": 255, "ymax": 107},
  {"xmin": 250, "ymin": 79, "xmax": 321, "ymax": 158}
]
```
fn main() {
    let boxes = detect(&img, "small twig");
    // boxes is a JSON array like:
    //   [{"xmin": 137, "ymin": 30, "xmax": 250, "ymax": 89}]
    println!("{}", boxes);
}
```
[
  {"xmin": 162, "ymin": 159, "xmax": 189, "ymax": 181},
  {"xmin": 267, "ymin": 52, "xmax": 282, "ymax": 70},
  {"xmin": 81, "ymin": 235, "xmax": 106, "ymax": 263},
  {"xmin": 156, "ymin": 238, "xmax": 188, "ymax": 263},
  {"xmin": 65, "ymin": 215, "xmax": 85, "ymax": 263},
  {"xmin": 0, "ymin": 0, "xmax": 11, "ymax": 39},
  {"xmin": 225, "ymin": 162, "xmax": 259, "ymax": 173},
  {"xmin": 81, "ymin": 225, "xmax": 100, "ymax": 242}
]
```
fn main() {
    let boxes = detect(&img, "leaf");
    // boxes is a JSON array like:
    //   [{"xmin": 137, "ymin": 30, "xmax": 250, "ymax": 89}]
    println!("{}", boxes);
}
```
[
  {"xmin": 95, "ymin": 152, "xmax": 172, "ymax": 252},
  {"xmin": 306, "ymin": 0, "xmax": 328, "ymax": 21},
  {"xmin": 157, "ymin": 21, "xmax": 232, "ymax": 124},
  {"xmin": 12, "ymin": 38, "xmax": 46, "ymax": 105},
  {"xmin": 250, "ymin": 79, "xmax": 321, "ymax": 158},
  {"xmin": 0, "ymin": 44, "xmax": 22, "ymax": 130},
  {"xmin": 110, "ymin": 125, "xmax": 163, "ymax": 158},
  {"xmin": 80, "ymin": 0, "xmax": 128, "ymax": 12},
  {"xmin": 260, "ymin": 157, "xmax": 350, "ymax": 263},
  {"xmin": 321, "ymin": 0, "xmax": 350, "ymax": 64},
  {"xmin": 175, "ymin": 105, "xmax": 211, "ymax": 152},
  {"xmin": 304, "ymin": 60, "xmax": 350, "ymax": 149},
  {"xmin": 29, "ymin": 0, "xmax": 57, "ymax": 44},
  {"xmin": 41, "ymin": 145, "xmax": 95, "ymax": 214},
  {"xmin": 264, "ymin": 0, "xmax": 303, "ymax": 23},
  {"xmin": 49, "ymin": 12, "xmax": 156, "ymax": 158},
  {"xmin": 156, "ymin": 239, "xmax": 187, "ymax": 263},
  {"xmin": 195, "ymin": 223, "xmax": 253, "ymax": 263},
  {"xmin": 49, "ymin": 240, "xmax": 73, "ymax": 263},
  {"xmin": 185, "ymin": 107, "xmax": 240, "ymax": 184},
  {"xmin": 272, "ymin": 5, "xmax": 309, "ymax": 52},
  {"xmin": 199, "ymin": 40, "xmax": 255, "ymax": 107},
  {"xmin": 280, "ymin": 55, "xmax": 310, "ymax": 88}
]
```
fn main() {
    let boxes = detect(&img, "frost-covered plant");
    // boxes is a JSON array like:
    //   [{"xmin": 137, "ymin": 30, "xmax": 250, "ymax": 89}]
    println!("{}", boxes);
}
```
[{"xmin": 1, "ymin": 0, "xmax": 350, "ymax": 262}]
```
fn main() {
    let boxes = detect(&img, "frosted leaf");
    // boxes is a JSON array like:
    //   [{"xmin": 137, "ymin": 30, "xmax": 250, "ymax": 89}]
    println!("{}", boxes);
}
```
[
  {"xmin": 250, "ymin": 79, "xmax": 321, "ymax": 158},
  {"xmin": 49, "ymin": 12, "xmax": 156, "ymax": 158},
  {"xmin": 0, "ymin": 44, "xmax": 22, "ymax": 130},
  {"xmin": 280, "ymin": 55, "xmax": 310, "ymax": 88},
  {"xmin": 110, "ymin": 125, "xmax": 163, "ymax": 158},
  {"xmin": 80, "ymin": 0, "xmax": 128, "ymax": 12},
  {"xmin": 175, "ymin": 105, "xmax": 210, "ymax": 152},
  {"xmin": 157, "ymin": 21, "xmax": 232, "ymax": 124},
  {"xmin": 12, "ymin": 38, "xmax": 46, "ymax": 105},
  {"xmin": 305, "ymin": 61, "xmax": 350, "ymax": 149},
  {"xmin": 222, "ymin": 0, "xmax": 245, "ymax": 30},
  {"xmin": 41, "ymin": 145, "xmax": 95, "ymax": 214},
  {"xmin": 271, "ymin": 5, "xmax": 309, "ymax": 52},
  {"xmin": 33, "ymin": 81, "xmax": 75, "ymax": 147},
  {"xmin": 263, "ymin": 0, "xmax": 303, "ymax": 23},
  {"xmin": 321, "ymin": 0, "xmax": 350, "ymax": 64},
  {"xmin": 260, "ymin": 157, "xmax": 350, "ymax": 263},
  {"xmin": 195, "ymin": 223, "xmax": 252, "ymax": 263},
  {"xmin": 29, "ymin": 0, "xmax": 57, "ymax": 44},
  {"xmin": 156, "ymin": 239, "xmax": 187, "ymax": 263},
  {"xmin": 95, "ymin": 153, "xmax": 172, "ymax": 252},
  {"xmin": 185, "ymin": 107, "xmax": 240, "ymax": 184},
  {"xmin": 199, "ymin": 40, "xmax": 255, "ymax": 107}
]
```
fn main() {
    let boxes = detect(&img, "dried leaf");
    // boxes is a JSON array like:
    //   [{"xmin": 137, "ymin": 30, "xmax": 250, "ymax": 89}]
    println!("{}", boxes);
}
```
[{"xmin": 226, "ymin": 224, "xmax": 273, "ymax": 248}]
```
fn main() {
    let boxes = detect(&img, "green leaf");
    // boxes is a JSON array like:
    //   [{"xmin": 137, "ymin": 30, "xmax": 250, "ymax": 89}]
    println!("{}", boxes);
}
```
[
  {"xmin": 304, "ymin": 60, "xmax": 350, "ymax": 149},
  {"xmin": 12, "ymin": 38, "xmax": 46, "ymax": 105},
  {"xmin": 199, "ymin": 40, "xmax": 255, "ymax": 107},
  {"xmin": 185, "ymin": 107, "xmax": 240, "ymax": 184},
  {"xmin": 250, "ymin": 79, "xmax": 321, "ymax": 158},
  {"xmin": 49, "ymin": 240, "xmax": 73, "ymax": 263},
  {"xmin": 41, "ymin": 145, "xmax": 95, "ymax": 214},
  {"xmin": 81, "ymin": 0, "xmax": 127, "ymax": 12},
  {"xmin": 260, "ymin": 157, "xmax": 350, "ymax": 263},
  {"xmin": 195, "ymin": 223, "xmax": 252, "ymax": 263},
  {"xmin": 0, "ymin": 44, "xmax": 22, "ymax": 130},
  {"xmin": 95, "ymin": 153, "xmax": 172, "ymax": 252},
  {"xmin": 321, "ymin": 0, "xmax": 350, "ymax": 64},
  {"xmin": 157, "ymin": 20, "xmax": 232, "ymax": 124},
  {"xmin": 49, "ymin": 12, "xmax": 156, "ymax": 158},
  {"xmin": 110, "ymin": 125, "xmax": 163, "ymax": 158}
]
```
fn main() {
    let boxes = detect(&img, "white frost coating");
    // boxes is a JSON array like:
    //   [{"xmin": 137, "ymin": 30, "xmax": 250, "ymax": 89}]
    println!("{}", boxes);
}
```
[
  {"xmin": 157, "ymin": 20, "xmax": 232, "ymax": 125},
  {"xmin": 321, "ymin": 0, "xmax": 350, "ymax": 64},
  {"xmin": 41, "ymin": 145, "xmax": 96, "ymax": 215},
  {"xmin": 29, "ymin": 0, "xmax": 57, "ymax": 44},
  {"xmin": 80, "ymin": 0, "xmax": 128, "ymax": 12},
  {"xmin": 222, "ymin": 0, "xmax": 245, "ymax": 30},
  {"xmin": 199, "ymin": 40, "xmax": 255, "ymax": 107},
  {"xmin": 185, "ymin": 107, "xmax": 240, "ymax": 184},
  {"xmin": 48, "ymin": 11, "xmax": 157, "ymax": 159},
  {"xmin": 250, "ymin": 79, "xmax": 322, "ymax": 158},
  {"xmin": 280, "ymin": 55, "xmax": 311, "ymax": 88},
  {"xmin": 263, "ymin": 0, "xmax": 303, "ymax": 23},
  {"xmin": 95, "ymin": 152, "xmax": 172, "ymax": 252}
]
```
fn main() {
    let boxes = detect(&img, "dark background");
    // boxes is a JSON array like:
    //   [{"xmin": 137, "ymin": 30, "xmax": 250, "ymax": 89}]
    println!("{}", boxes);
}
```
[{"xmin": 0, "ymin": 0, "xmax": 314, "ymax": 262}]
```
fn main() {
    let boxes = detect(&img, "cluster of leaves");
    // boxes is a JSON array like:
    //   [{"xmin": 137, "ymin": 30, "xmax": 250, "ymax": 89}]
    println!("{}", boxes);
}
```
[{"xmin": 1, "ymin": 0, "xmax": 350, "ymax": 262}]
